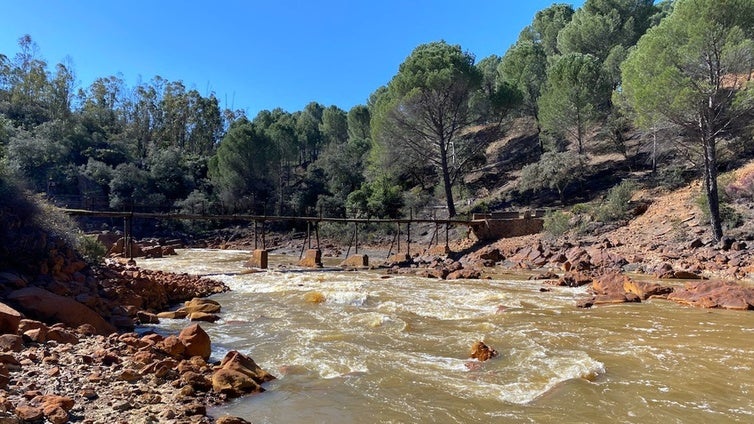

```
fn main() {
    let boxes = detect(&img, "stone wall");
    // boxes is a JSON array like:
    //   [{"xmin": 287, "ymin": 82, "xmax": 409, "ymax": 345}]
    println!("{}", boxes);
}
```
[{"xmin": 469, "ymin": 218, "xmax": 544, "ymax": 241}]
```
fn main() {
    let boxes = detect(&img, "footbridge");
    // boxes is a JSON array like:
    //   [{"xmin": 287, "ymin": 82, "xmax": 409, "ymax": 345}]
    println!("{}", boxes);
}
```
[{"xmin": 62, "ymin": 208, "xmax": 546, "ymax": 268}]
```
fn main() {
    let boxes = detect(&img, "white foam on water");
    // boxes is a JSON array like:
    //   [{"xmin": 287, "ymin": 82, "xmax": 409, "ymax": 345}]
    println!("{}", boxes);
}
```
[
  {"xmin": 323, "ymin": 290, "xmax": 369, "ymax": 307},
  {"xmin": 346, "ymin": 312, "xmax": 407, "ymax": 332}
]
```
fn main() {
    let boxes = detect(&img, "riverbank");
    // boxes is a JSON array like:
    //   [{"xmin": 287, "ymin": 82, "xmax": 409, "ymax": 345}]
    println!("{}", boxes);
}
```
[{"xmin": 0, "ymin": 255, "xmax": 273, "ymax": 423}]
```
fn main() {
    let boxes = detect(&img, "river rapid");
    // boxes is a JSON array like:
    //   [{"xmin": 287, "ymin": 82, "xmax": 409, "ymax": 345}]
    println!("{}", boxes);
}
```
[{"xmin": 139, "ymin": 249, "xmax": 754, "ymax": 423}]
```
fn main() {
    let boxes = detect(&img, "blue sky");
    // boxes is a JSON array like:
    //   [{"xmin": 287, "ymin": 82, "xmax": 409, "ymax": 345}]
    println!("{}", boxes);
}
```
[{"xmin": 1, "ymin": 1, "xmax": 583, "ymax": 118}]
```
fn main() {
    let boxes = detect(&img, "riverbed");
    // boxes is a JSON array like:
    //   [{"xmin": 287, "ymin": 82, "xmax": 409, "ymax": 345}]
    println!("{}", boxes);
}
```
[{"xmin": 139, "ymin": 249, "xmax": 754, "ymax": 423}]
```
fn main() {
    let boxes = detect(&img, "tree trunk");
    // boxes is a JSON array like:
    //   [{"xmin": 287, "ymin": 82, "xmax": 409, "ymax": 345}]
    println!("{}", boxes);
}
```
[
  {"xmin": 703, "ymin": 133, "xmax": 723, "ymax": 242},
  {"xmin": 440, "ymin": 145, "xmax": 456, "ymax": 217}
]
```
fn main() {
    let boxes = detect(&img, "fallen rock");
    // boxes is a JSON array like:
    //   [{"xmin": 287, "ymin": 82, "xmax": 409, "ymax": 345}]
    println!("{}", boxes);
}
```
[{"xmin": 178, "ymin": 324, "xmax": 211, "ymax": 360}]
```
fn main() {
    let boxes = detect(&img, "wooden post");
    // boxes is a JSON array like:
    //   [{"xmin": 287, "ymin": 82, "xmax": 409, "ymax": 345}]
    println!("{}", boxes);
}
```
[
  {"xmin": 254, "ymin": 221, "xmax": 258, "ymax": 250},
  {"xmin": 397, "ymin": 222, "xmax": 401, "ymax": 253},
  {"xmin": 307, "ymin": 221, "xmax": 311, "ymax": 249},
  {"xmin": 125, "ymin": 213, "xmax": 134, "ymax": 264},
  {"xmin": 315, "ymin": 221, "xmax": 320, "ymax": 249},
  {"xmin": 355, "ymin": 223, "xmax": 359, "ymax": 254},
  {"xmin": 262, "ymin": 220, "xmax": 266, "ymax": 250},
  {"xmin": 445, "ymin": 222, "xmax": 450, "ymax": 250},
  {"xmin": 407, "ymin": 209, "xmax": 412, "ymax": 256}
]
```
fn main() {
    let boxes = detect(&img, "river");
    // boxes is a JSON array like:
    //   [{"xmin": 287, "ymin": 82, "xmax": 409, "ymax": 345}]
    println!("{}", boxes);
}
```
[{"xmin": 139, "ymin": 249, "xmax": 754, "ymax": 423}]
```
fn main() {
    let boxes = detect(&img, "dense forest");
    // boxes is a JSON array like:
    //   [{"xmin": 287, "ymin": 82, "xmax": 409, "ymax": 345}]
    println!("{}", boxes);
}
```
[{"xmin": 1, "ymin": 0, "xmax": 753, "ymax": 241}]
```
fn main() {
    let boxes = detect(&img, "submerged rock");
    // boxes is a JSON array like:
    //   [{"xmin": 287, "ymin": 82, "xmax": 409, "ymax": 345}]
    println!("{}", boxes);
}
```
[{"xmin": 469, "ymin": 341, "xmax": 498, "ymax": 362}]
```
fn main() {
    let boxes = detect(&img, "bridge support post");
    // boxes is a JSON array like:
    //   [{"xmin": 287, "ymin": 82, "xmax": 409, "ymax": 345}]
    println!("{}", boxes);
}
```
[
  {"xmin": 299, "ymin": 249, "xmax": 322, "ymax": 268},
  {"xmin": 407, "ymin": 209, "xmax": 412, "ymax": 256},
  {"xmin": 246, "ymin": 249, "xmax": 268, "ymax": 269}
]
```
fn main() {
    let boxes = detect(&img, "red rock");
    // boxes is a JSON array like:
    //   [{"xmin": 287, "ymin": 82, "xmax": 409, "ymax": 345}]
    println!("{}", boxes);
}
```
[
  {"xmin": 0, "ymin": 302, "xmax": 21, "ymax": 335},
  {"xmin": 671, "ymin": 270, "xmax": 704, "ymax": 280},
  {"xmin": 469, "ymin": 341, "xmax": 498, "ymax": 362},
  {"xmin": 216, "ymin": 416, "xmax": 252, "ymax": 424},
  {"xmin": 7, "ymin": 287, "xmax": 115, "ymax": 335},
  {"xmin": 529, "ymin": 271, "xmax": 559, "ymax": 280},
  {"xmin": 219, "ymin": 351, "xmax": 275, "ymax": 384},
  {"xmin": 157, "ymin": 310, "xmax": 188, "ymax": 319},
  {"xmin": 667, "ymin": 280, "xmax": 754, "ymax": 310},
  {"xmin": 180, "ymin": 298, "xmax": 221, "ymax": 314},
  {"xmin": 45, "ymin": 408, "xmax": 69, "ymax": 424},
  {"xmin": 189, "ymin": 312, "xmax": 220, "ymax": 322},
  {"xmin": 181, "ymin": 371, "xmax": 213, "ymax": 391},
  {"xmin": 591, "ymin": 272, "xmax": 629, "ymax": 295},
  {"xmin": 46, "ymin": 328, "xmax": 79, "ymax": 344},
  {"xmin": 23, "ymin": 327, "xmax": 47, "ymax": 343},
  {"xmin": 41, "ymin": 395, "xmax": 74, "ymax": 413},
  {"xmin": 447, "ymin": 268, "xmax": 482, "ymax": 280},
  {"xmin": 136, "ymin": 311, "xmax": 159, "ymax": 324},
  {"xmin": 557, "ymin": 271, "xmax": 592, "ymax": 287},
  {"xmin": 14, "ymin": 405, "xmax": 43, "ymax": 421},
  {"xmin": 178, "ymin": 324, "xmax": 211, "ymax": 360},
  {"xmin": 157, "ymin": 335, "xmax": 186, "ymax": 359},
  {"xmin": 622, "ymin": 279, "xmax": 673, "ymax": 300},
  {"xmin": 211, "ymin": 369, "xmax": 263, "ymax": 397},
  {"xmin": 0, "ymin": 334, "xmax": 24, "ymax": 352}
]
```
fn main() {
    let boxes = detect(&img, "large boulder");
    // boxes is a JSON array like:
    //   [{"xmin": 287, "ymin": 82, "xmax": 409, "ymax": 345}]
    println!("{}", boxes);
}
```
[
  {"xmin": 668, "ymin": 280, "xmax": 754, "ymax": 310},
  {"xmin": 7, "ymin": 287, "xmax": 115, "ymax": 335},
  {"xmin": 178, "ymin": 324, "xmax": 211, "ymax": 360},
  {"xmin": 0, "ymin": 302, "xmax": 22, "ymax": 335},
  {"xmin": 179, "ymin": 298, "xmax": 221, "ymax": 315},
  {"xmin": 212, "ymin": 369, "xmax": 263, "ymax": 397},
  {"xmin": 219, "ymin": 350, "xmax": 275, "ymax": 384},
  {"xmin": 211, "ymin": 350, "xmax": 275, "ymax": 398}
]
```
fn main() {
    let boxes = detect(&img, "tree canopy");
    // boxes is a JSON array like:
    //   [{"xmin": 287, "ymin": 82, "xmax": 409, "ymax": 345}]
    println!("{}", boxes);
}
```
[
  {"xmin": 621, "ymin": 0, "xmax": 754, "ymax": 241},
  {"xmin": 371, "ymin": 41, "xmax": 485, "ymax": 217}
]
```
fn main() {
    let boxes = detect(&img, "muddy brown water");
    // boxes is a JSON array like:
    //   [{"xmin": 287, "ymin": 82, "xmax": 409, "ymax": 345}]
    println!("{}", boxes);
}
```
[{"xmin": 140, "ymin": 249, "xmax": 754, "ymax": 423}]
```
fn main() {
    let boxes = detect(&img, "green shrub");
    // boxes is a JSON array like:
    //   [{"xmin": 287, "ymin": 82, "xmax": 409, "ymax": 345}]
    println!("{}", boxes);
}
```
[
  {"xmin": 543, "ymin": 210, "xmax": 572, "ymax": 237},
  {"xmin": 594, "ymin": 180, "xmax": 637, "ymax": 222},
  {"xmin": 77, "ymin": 233, "xmax": 107, "ymax": 265},
  {"xmin": 571, "ymin": 203, "xmax": 592, "ymax": 215},
  {"xmin": 656, "ymin": 166, "xmax": 688, "ymax": 190},
  {"xmin": 519, "ymin": 151, "xmax": 587, "ymax": 201},
  {"xmin": 695, "ymin": 190, "xmax": 743, "ymax": 230}
]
